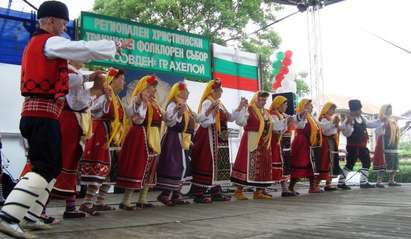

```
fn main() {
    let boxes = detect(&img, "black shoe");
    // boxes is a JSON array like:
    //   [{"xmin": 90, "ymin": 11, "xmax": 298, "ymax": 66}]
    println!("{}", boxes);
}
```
[
  {"xmin": 360, "ymin": 183, "xmax": 376, "ymax": 189},
  {"xmin": 376, "ymin": 183, "xmax": 385, "ymax": 188},
  {"xmin": 63, "ymin": 210, "xmax": 87, "ymax": 219},
  {"xmin": 388, "ymin": 182, "xmax": 402, "ymax": 187},
  {"xmin": 324, "ymin": 186, "xmax": 338, "ymax": 192},
  {"xmin": 337, "ymin": 184, "xmax": 351, "ymax": 190},
  {"xmin": 281, "ymin": 191, "xmax": 297, "ymax": 197}
]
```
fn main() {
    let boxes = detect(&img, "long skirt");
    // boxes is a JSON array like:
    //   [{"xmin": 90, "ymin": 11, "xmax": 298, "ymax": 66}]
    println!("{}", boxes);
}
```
[
  {"xmin": 53, "ymin": 110, "xmax": 83, "ymax": 199},
  {"xmin": 79, "ymin": 120, "xmax": 111, "ymax": 186},
  {"xmin": 191, "ymin": 126, "xmax": 231, "ymax": 187},
  {"xmin": 271, "ymin": 135, "xmax": 284, "ymax": 182},
  {"xmin": 157, "ymin": 130, "xmax": 192, "ymax": 191},
  {"xmin": 231, "ymin": 132, "xmax": 273, "ymax": 187},
  {"xmin": 290, "ymin": 134, "xmax": 317, "ymax": 179},
  {"xmin": 117, "ymin": 125, "xmax": 158, "ymax": 190},
  {"xmin": 317, "ymin": 136, "xmax": 332, "ymax": 181}
]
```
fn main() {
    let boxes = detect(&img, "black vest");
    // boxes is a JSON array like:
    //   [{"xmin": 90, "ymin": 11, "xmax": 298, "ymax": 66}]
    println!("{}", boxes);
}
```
[{"xmin": 347, "ymin": 116, "xmax": 368, "ymax": 146}]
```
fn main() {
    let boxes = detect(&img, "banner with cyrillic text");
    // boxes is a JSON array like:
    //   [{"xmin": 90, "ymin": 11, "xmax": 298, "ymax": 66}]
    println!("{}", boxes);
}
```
[{"xmin": 80, "ymin": 12, "xmax": 212, "ymax": 80}]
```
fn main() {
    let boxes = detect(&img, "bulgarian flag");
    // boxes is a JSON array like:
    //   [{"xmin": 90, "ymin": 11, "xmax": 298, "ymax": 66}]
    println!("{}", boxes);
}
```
[{"xmin": 212, "ymin": 44, "xmax": 259, "ymax": 92}]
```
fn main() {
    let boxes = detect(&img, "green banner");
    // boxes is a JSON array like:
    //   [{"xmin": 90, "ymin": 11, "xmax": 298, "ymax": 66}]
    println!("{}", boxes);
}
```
[{"xmin": 80, "ymin": 12, "xmax": 212, "ymax": 80}]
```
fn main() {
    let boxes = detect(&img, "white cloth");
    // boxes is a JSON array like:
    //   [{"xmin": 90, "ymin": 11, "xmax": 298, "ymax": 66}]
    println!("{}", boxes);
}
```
[
  {"xmin": 44, "ymin": 36, "xmax": 116, "ymax": 62},
  {"xmin": 295, "ymin": 113, "xmax": 307, "ymax": 129},
  {"xmin": 271, "ymin": 114, "xmax": 287, "ymax": 133},
  {"xmin": 125, "ymin": 100, "xmax": 147, "ymax": 125},
  {"xmin": 165, "ymin": 102, "xmax": 183, "ymax": 127},
  {"xmin": 319, "ymin": 118, "xmax": 338, "ymax": 136},
  {"xmin": 197, "ymin": 99, "xmax": 247, "ymax": 128},
  {"xmin": 66, "ymin": 70, "xmax": 92, "ymax": 111},
  {"xmin": 375, "ymin": 124, "xmax": 385, "ymax": 137},
  {"xmin": 341, "ymin": 116, "xmax": 383, "ymax": 137},
  {"xmin": 90, "ymin": 95, "xmax": 110, "ymax": 118}
]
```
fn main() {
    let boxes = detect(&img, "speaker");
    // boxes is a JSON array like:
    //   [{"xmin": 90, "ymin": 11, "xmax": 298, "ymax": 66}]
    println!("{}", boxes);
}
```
[{"xmin": 272, "ymin": 92, "xmax": 296, "ymax": 116}]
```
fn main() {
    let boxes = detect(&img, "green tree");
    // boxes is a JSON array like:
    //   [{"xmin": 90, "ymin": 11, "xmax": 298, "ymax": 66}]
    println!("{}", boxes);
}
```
[
  {"xmin": 93, "ymin": 0, "xmax": 282, "ymax": 89},
  {"xmin": 295, "ymin": 71, "xmax": 310, "ymax": 97}
]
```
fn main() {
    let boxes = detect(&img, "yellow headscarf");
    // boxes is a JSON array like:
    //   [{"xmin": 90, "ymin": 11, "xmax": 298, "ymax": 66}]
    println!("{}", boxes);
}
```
[
  {"xmin": 198, "ymin": 79, "xmax": 222, "ymax": 133},
  {"xmin": 165, "ymin": 82, "xmax": 191, "ymax": 132},
  {"xmin": 250, "ymin": 92, "xmax": 273, "ymax": 149},
  {"xmin": 296, "ymin": 99, "xmax": 322, "ymax": 146},
  {"xmin": 106, "ymin": 68, "xmax": 127, "ymax": 147},
  {"xmin": 319, "ymin": 102, "xmax": 336, "ymax": 119},
  {"xmin": 165, "ymin": 82, "xmax": 193, "ymax": 150},
  {"xmin": 319, "ymin": 102, "xmax": 339, "ymax": 145},
  {"xmin": 269, "ymin": 95, "xmax": 288, "ymax": 120},
  {"xmin": 269, "ymin": 95, "xmax": 288, "ymax": 143},
  {"xmin": 130, "ymin": 75, "xmax": 162, "ymax": 154},
  {"xmin": 379, "ymin": 104, "xmax": 400, "ymax": 146}
]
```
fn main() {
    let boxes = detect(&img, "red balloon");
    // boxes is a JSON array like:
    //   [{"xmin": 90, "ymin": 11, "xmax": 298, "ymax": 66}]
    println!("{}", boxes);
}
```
[
  {"xmin": 275, "ymin": 74, "xmax": 284, "ymax": 82},
  {"xmin": 280, "ymin": 67, "xmax": 289, "ymax": 75},
  {"xmin": 273, "ymin": 81, "xmax": 281, "ymax": 90},
  {"xmin": 282, "ymin": 58, "xmax": 292, "ymax": 66},
  {"xmin": 285, "ymin": 50, "xmax": 293, "ymax": 58}
]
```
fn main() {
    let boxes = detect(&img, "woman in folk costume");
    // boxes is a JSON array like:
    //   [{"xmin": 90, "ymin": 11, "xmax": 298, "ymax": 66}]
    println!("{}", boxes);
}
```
[
  {"xmin": 191, "ymin": 79, "xmax": 248, "ymax": 203},
  {"xmin": 269, "ymin": 96, "xmax": 296, "ymax": 197},
  {"xmin": 157, "ymin": 82, "xmax": 195, "ymax": 206},
  {"xmin": 52, "ymin": 61, "xmax": 97, "ymax": 219},
  {"xmin": 79, "ymin": 68, "xmax": 126, "ymax": 215},
  {"xmin": 317, "ymin": 102, "xmax": 340, "ymax": 191},
  {"xmin": 373, "ymin": 104, "xmax": 401, "ymax": 188},
  {"xmin": 117, "ymin": 75, "xmax": 163, "ymax": 210},
  {"xmin": 231, "ymin": 92, "xmax": 274, "ymax": 200},
  {"xmin": 289, "ymin": 99, "xmax": 322, "ymax": 194}
]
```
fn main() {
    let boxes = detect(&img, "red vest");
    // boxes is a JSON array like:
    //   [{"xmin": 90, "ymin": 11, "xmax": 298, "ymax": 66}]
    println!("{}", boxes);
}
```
[{"xmin": 21, "ymin": 32, "xmax": 68, "ymax": 99}]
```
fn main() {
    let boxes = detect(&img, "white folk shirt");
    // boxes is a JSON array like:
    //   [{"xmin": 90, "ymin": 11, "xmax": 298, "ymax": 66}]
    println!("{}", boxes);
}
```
[
  {"xmin": 165, "ymin": 102, "xmax": 183, "ymax": 127},
  {"xmin": 271, "ymin": 114, "xmax": 287, "ymax": 134},
  {"xmin": 197, "ymin": 99, "xmax": 247, "ymax": 128},
  {"xmin": 44, "ymin": 36, "xmax": 117, "ymax": 62},
  {"xmin": 66, "ymin": 69, "xmax": 92, "ymax": 111},
  {"xmin": 319, "ymin": 118, "xmax": 338, "ymax": 136},
  {"xmin": 341, "ymin": 116, "xmax": 383, "ymax": 137},
  {"xmin": 125, "ymin": 100, "xmax": 147, "ymax": 125}
]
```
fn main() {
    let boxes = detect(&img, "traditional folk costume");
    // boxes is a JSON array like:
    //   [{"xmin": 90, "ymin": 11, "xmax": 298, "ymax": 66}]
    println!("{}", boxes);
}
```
[
  {"xmin": 231, "ymin": 92, "xmax": 274, "ymax": 200},
  {"xmin": 79, "ymin": 68, "xmax": 126, "ymax": 214},
  {"xmin": 269, "ymin": 96, "xmax": 296, "ymax": 197},
  {"xmin": 0, "ymin": 2, "xmax": 119, "ymax": 238},
  {"xmin": 116, "ymin": 75, "xmax": 162, "ymax": 210},
  {"xmin": 339, "ymin": 99, "xmax": 383, "ymax": 189},
  {"xmin": 289, "ymin": 99, "xmax": 322, "ymax": 194},
  {"xmin": 157, "ymin": 82, "xmax": 194, "ymax": 206},
  {"xmin": 372, "ymin": 104, "xmax": 401, "ymax": 188},
  {"xmin": 317, "ymin": 102, "xmax": 339, "ymax": 191},
  {"xmin": 191, "ymin": 79, "xmax": 245, "ymax": 203},
  {"xmin": 51, "ymin": 65, "xmax": 93, "ymax": 219}
]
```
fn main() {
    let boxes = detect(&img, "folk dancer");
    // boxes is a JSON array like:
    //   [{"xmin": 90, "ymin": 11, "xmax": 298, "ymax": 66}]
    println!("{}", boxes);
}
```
[
  {"xmin": 191, "ymin": 79, "xmax": 247, "ymax": 203},
  {"xmin": 317, "ymin": 102, "xmax": 339, "ymax": 191},
  {"xmin": 289, "ymin": 99, "xmax": 323, "ymax": 194},
  {"xmin": 79, "ymin": 68, "xmax": 127, "ymax": 214},
  {"xmin": 157, "ymin": 82, "xmax": 195, "ymax": 206},
  {"xmin": 231, "ymin": 92, "xmax": 275, "ymax": 200},
  {"xmin": 117, "ymin": 75, "xmax": 163, "ymax": 209},
  {"xmin": 339, "ymin": 99, "xmax": 383, "ymax": 189},
  {"xmin": 373, "ymin": 104, "xmax": 401, "ymax": 188},
  {"xmin": 269, "ymin": 95, "xmax": 296, "ymax": 197}
]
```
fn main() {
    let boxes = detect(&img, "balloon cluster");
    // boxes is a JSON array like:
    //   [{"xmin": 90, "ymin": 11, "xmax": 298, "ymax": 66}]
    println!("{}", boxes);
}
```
[{"xmin": 272, "ymin": 50, "xmax": 293, "ymax": 90}]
